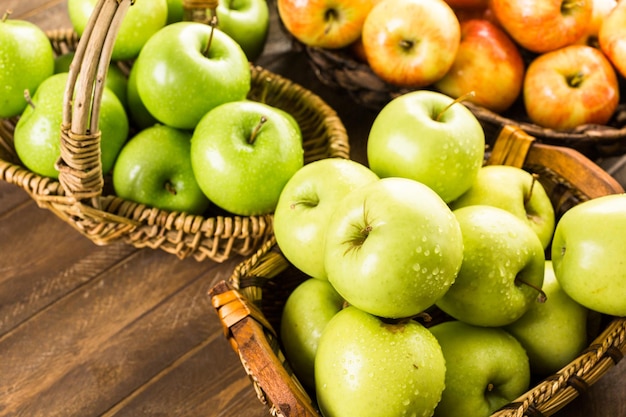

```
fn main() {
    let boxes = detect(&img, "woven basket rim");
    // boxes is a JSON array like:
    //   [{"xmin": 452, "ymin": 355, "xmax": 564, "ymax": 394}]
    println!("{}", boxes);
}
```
[{"xmin": 301, "ymin": 44, "xmax": 626, "ymax": 146}]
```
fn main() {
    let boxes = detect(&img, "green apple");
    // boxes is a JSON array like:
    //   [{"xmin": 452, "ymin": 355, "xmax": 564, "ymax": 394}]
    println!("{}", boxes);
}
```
[
  {"xmin": 315, "ymin": 306, "xmax": 446, "ymax": 417},
  {"xmin": 54, "ymin": 52, "xmax": 128, "ymax": 107},
  {"xmin": 133, "ymin": 21, "xmax": 251, "ymax": 130},
  {"xmin": 273, "ymin": 158, "xmax": 379, "ymax": 280},
  {"xmin": 450, "ymin": 164, "xmax": 556, "ymax": 249},
  {"xmin": 505, "ymin": 260, "xmax": 589, "ymax": 376},
  {"xmin": 216, "ymin": 0, "xmax": 270, "ymax": 61},
  {"xmin": 429, "ymin": 320, "xmax": 531, "ymax": 417},
  {"xmin": 436, "ymin": 205, "xmax": 546, "ymax": 327},
  {"xmin": 367, "ymin": 90, "xmax": 485, "ymax": 203},
  {"xmin": 0, "ymin": 12, "xmax": 55, "ymax": 118},
  {"xmin": 68, "ymin": 0, "xmax": 168, "ymax": 61},
  {"xmin": 125, "ymin": 62, "xmax": 158, "ymax": 130},
  {"xmin": 112, "ymin": 124, "xmax": 210, "ymax": 215},
  {"xmin": 551, "ymin": 193, "xmax": 626, "ymax": 316},
  {"xmin": 166, "ymin": 0, "xmax": 185, "ymax": 24},
  {"xmin": 14, "ymin": 72, "xmax": 129, "ymax": 179},
  {"xmin": 190, "ymin": 100, "xmax": 303, "ymax": 216},
  {"xmin": 324, "ymin": 177, "xmax": 464, "ymax": 319},
  {"xmin": 280, "ymin": 278, "xmax": 344, "ymax": 390}
]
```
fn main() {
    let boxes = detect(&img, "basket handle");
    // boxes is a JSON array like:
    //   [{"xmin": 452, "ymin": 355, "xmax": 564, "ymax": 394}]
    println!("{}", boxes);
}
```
[
  {"xmin": 183, "ymin": 0, "xmax": 219, "ymax": 24},
  {"xmin": 489, "ymin": 125, "xmax": 624, "ymax": 199},
  {"xmin": 55, "ymin": 0, "xmax": 132, "ymax": 205}
]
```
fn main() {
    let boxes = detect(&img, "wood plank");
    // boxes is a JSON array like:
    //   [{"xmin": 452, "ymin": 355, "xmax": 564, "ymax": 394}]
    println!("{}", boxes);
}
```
[
  {"xmin": 103, "ymin": 333, "xmax": 269, "ymax": 417},
  {"xmin": 0, "ymin": 248, "xmax": 239, "ymax": 416},
  {"xmin": 0, "ymin": 182, "xmax": 31, "ymax": 216},
  {"xmin": 6, "ymin": 0, "xmax": 71, "ymax": 31},
  {"xmin": 0, "ymin": 200, "xmax": 138, "ymax": 335}
]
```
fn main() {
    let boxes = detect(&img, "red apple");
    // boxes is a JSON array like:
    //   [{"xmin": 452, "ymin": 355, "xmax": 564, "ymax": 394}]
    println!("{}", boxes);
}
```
[
  {"xmin": 434, "ymin": 19, "xmax": 525, "ymax": 113},
  {"xmin": 599, "ymin": 0, "xmax": 626, "ymax": 78},
  {"xmin": 490, "ymin": 0, "xmax": 593, "ymax": 53},
  {"xmin": 523, "ymin": 44, "xmax": 620, "ymax": 130},
  {"xmin": 575, "ymin": 0, "xmax": 617, "ymax": 46},
  {"xmin": 277, "ymin": 0, "xmax": 375, "ymax": 49},
  {"xmin": 361, "ymin": 0, "xmax": 461, "ymax": 88}
]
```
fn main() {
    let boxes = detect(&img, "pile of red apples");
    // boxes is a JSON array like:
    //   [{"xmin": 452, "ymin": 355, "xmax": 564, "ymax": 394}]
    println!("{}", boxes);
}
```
[{"xmin": 277, "ymin": 0, "xmax": 625, "ymax": 131}]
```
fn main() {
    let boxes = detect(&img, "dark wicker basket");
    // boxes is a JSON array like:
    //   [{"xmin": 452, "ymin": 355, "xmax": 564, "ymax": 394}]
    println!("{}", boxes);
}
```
[
  {"xmin": 301, "ymin": 43, "xmax": 626, "ymax": 159},
  {"xmin": 210, "ymin": 125, "xmax": 626, "ymax": 417},
  {"xmin": 0, "ymin": 0, "xmax": 350, "ymax": 263}
]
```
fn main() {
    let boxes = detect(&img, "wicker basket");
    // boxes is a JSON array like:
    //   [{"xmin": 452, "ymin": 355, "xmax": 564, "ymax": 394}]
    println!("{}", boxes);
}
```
[
  {"xmin": 300, "ymin": 42, "xmax": 626, "ymax": 159},
  {"xmin": 0, "ymin": 0, "xmax": 350, "ymax": 263},
  {"xmin": 210, "ymin": 125, "xmax": 626, "ymax": 417}
]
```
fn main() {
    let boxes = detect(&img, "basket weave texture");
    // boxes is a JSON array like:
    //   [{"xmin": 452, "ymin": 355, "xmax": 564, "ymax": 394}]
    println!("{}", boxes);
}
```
[
  {"xmin": 210, "ymin": 125, "xmax": 626, "ymax": 417},
  {"xmin": 301, "ymin": 43, "xmax": 626, "ymax": 159},
  {"xmin": 0, "ymin": 0, "xmax": 350, "ymax": 263}
]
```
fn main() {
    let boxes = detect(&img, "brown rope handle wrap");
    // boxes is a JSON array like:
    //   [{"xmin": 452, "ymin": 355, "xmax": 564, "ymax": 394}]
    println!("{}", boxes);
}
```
[{"xmin": 56, "ymin": 0, "xmax": 132, "ymax": 205}]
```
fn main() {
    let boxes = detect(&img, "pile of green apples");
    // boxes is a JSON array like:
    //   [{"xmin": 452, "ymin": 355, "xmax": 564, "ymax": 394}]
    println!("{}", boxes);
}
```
[
  {"xmin": 273, "ymin": 90, "xmax": 626, "ymax": 417},
  {"xmin": 2, "ymin": 0, "xmax": 306, "ymax": 217}
]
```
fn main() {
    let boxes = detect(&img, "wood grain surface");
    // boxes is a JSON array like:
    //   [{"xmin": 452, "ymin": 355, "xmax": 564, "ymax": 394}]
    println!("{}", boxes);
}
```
[{"xmin": 1, "ymin": 1, "xmax": 625, "ymax": 416}]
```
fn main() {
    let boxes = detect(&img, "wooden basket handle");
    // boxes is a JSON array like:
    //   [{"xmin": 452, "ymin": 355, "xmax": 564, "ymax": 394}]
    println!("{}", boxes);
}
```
[
  {"xmin": 55, "ymin": 0, "xmax": 132, "ymax": 206},
  {"xmin": 489, "ymin": 125, "xmax": 624, "ymax": 199}
]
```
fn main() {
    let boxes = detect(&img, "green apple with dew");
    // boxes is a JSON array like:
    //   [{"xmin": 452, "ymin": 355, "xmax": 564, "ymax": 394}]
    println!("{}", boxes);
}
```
[
  {"xmin": 437, "ymin": 205, "xmax": 546, "ymax": 327},
  {"xmin": 273, "ymin": 158, "xmax": 379, "ymax": 280},
  {"xmin": 134, "ymin": 21, "xmax": 251, "ymax": 130},
  {"xmin": 450, "ymin": 164, "xmax": 556, "ymax": 249},
  {"xmin": 280, "ymin": 278, "xmax": 344, "ymax": 390},
  {"xmin": 14, "ymin": 72, "xmax": 128, "ymax": 179},
  {"xmin": 113, "ymin": 124, "xmax": 210, "ymax": 215},
  {"xmin": 0, "ymin": 12, "xmax": 55, "ymax": 118},
  {"xmin": 315, "ymin": 306, "xmax": 446, "ymax": 417},
  {"xmin": 216, "ymin": 0, "xmax": 270, "ymax": 61},
  {"xmin": 505, "ymin": 260, "xmax": 589, "ymax": 376},
  {"xmin": 54, "ymin": 52, "xmax": 128, "ymax": 107},
  {"xmin": 125, "ymin": 62, "xmax": 159, "ymax": 130},
  {"xmin": 191, "ymin": 100, "xmax": 303, "ymax": 216},
  {"xmin": 324, "ymin": 177, "xmax": 464, "ymax": 319},
  {"xmin": 551, "ymin": 193, "xmax": 626, "ymax": 316},
  {"xmin": 68, "ymin": 0, "xmax": 168, "ymax": 61},
  {"xmin": 166, "ymin": 0, "xmax": 184, "ymax": 24},
  {"xmin": 429, "ymin": 320, "xmax": 531, "ymax": 417},
  {"xmin": 367, "ymin": 90, "xmax": 485, "ymax": 203}
]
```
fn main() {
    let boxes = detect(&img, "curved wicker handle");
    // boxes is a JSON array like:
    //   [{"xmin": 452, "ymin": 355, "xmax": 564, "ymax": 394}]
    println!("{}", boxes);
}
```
[{"xmin": 56, "ymin": 0, "xmax": 132, "ymax": 205}]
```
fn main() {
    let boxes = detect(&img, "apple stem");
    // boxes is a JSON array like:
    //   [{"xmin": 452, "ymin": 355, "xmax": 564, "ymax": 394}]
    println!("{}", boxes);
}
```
[
  {"xmin": 203, "ymin": 14, "xmax": 219, "ymax": 57},
  {"xmin": 165, "ymin": 181, "xmax": 177, "ymax": 196},
  {"xmin": 23, "ymin": 89, "xmax": 35, "ymax": 110},
  {"xmin": 567, "ymin": 71, "xmax": 585, "ymax": 88},
  {"xmin": 249, "ymin": 116, "xmax": 267, "ymax": 144},
  {"xmin": 2, "ymin": 9, "xmax": 12, "ymax": 22},
  {"xmin": 323, "ymin": 9, "xmax": 338, "ymax": 35},
  {"xmin": 486, "ymin": 383, "xmax": 495, "ymax": 392},
  {"xmin": 435, "ymin": 91, "xmax": 476, "ymax": 122},
  {"xmin": 524, "ymin": 173, "xmax": 540, "ymax": 204},
  {"xmin": 515, "ymin": 276, "xmax": 547, "ymax": 303}
]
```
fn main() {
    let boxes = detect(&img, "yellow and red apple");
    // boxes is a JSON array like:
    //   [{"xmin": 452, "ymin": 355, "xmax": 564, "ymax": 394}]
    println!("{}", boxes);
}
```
[
  {"xmin": 434, "ymin": 18, "xmax": 525, "ymax": 113},
  {"xmin": 490, "ymin": 0, "xmax": 593, "ymax": 53},
  {"xmin": 599, "ymin": 0, "xmax": 626, "ymax": 78},
  {"xmin": 277, "ymin": 0, "xmax": 376, "ymax": 49},
  {"xmin": 361, "ymin": 0, "xmax": 461, "ymax": 88},
  {"xmin": 523, "ymin": 44, "xmax": 620, "ymax": 130}
]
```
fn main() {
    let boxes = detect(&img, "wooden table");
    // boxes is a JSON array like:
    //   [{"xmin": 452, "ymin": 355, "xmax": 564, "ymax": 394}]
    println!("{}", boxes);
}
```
[{"xmin": 2, "ymin": 1, "xmax": 625, "ymax": 416}]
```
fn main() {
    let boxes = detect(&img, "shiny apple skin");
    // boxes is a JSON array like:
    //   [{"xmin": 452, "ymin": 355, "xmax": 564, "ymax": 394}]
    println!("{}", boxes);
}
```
[
  {"xmin": 491, "ymin": 0, "xmax": 593, "ymax": 53},
  {"xmin": 523, "ymin": 44, "xmax": 619, "ymax": 130},
  {"xmin": 361, "ymin": 0, "xmax": 461, "ymax": 88}
]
